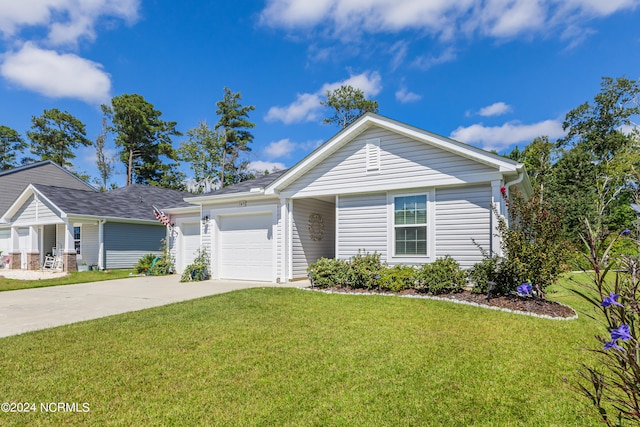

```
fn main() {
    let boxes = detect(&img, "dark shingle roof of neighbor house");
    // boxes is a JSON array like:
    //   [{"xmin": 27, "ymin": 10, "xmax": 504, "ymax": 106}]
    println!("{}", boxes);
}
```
[
  {"xmin": 32, "ymin": 184, "xmax": 192, "ymax": 221},
  {"xmin": 196, "ymin": 169, "xmax": 289, "ymax": 196}
]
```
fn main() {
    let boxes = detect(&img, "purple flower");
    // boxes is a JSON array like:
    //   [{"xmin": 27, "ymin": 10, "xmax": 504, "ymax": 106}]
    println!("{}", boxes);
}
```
[
  {"xmin": 601, "ymin": 292, "xmax": 623, "ymax": 308},
  {"xmin": 610, "ymin": 324, "xmax": 632, "ymax": 342},
  {"xmin": 620, "ymin": 228, "xmax": 631, "ymax": 235},
  {"xmin": 517, "ymin": 283, "xmax": 532, "ymax": 295},
  {"xmin": 604, "ymin": 340, "xmax": 624, "ymax": 351}
]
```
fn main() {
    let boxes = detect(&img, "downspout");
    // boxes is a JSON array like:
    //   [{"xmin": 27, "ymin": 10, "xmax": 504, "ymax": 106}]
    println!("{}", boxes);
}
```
[{"xmin": 504, "ymin": 170, "xmax": 525, "ymax": 195}]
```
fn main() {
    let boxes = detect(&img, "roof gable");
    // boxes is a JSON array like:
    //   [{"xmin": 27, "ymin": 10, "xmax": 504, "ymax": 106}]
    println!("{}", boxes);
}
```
[
  {"xmin": 0, "ymin": 161, "xmax": 95, "ymax": 218},
  {"xmin": 266, "ymin": 113, "xmax": 525, "ymax": 195}
]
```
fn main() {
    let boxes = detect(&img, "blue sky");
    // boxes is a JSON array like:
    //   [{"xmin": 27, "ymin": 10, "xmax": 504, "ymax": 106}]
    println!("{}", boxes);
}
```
[{"xmin": 1, "ymin": 0, "xmax": 639, "ymax": 187}]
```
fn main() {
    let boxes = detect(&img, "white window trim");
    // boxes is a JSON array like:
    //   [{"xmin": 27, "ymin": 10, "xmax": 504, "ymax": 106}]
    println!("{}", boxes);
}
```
[
  {"xmin": 387, "ymin": 189, "xmax": 435, "ymax": 263},
  {"xmin": 73, "ymin": 224, "xmax": 82, "ymax": 256}
]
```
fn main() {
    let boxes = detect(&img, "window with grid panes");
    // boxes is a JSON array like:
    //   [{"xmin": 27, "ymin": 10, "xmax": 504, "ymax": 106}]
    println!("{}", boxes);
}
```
[{"xmin": 394, "ymin": 195, "xmax": 427, "ymax": 255}]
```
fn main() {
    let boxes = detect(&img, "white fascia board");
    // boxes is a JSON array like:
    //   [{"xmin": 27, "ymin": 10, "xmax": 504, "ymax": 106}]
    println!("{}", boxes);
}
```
[
  {"xmin": 264, "ymin": 119, "xmax": 372, "ymax": 194},
  {"xmin": 161, "ymin": 205, "xmax": 200, "ymax": 215},
  {"xmin": 67, "ymin": 214, "xmax": 160, "ymax": 225},
  {"xmin": 265, "ymin": 113, "xmax": 521, "ymax": 195},
  {"xmin": 2, "ymin": 184, "xmax": 64, "ymax": 223},
  {"xmin": 184, "ymin": 189, "xmax": 277, "ymax": 205}
]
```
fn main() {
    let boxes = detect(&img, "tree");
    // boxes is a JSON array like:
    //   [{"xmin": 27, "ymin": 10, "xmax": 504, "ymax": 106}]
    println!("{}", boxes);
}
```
[
  {"xmin": 551, "ymin": 77, "xmax": 640, "ymax": 240},
  {"xmin": 102, "ymin": 94, "xmax": 183, "ymax": 188},
  {"xmin": 27, "ymin": 108, "xmax": 91, "ymax": 168},
  {"xmin": 94, "ymin": 116, "xmax": 115, "ymax": 191},
  {"xmin": 214, "ymin": 87, "xmax": 255, "ymax": 188},
  {"xmin": 177, "ymin": 121, "xmax": 223, "ymax": 193},
  {"xmin": 321, "ymin": 85, "xmax": 379, "ymax": 128},
  {"xmin": 0, "ymin": 126, "xmax": 27, "ymax": 170}
]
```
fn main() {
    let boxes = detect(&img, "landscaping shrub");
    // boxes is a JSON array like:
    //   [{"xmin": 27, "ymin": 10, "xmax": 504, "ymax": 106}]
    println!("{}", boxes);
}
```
[
  {"xmin": 346, "ymin": 251, "xmax": 383, "ymax": 289},
  {"xmin": 180, "ymin": 247, "xmax": 211, "ymax": 282},
  {"xmin": 307, "ymin": 257, "xmax": 349, "ymax": 288},
  {"xmin": 470, "ymin": 186, "xmax": 570, "ymax": 296},
  {"xmin": 137, "ymin": 239, "xmax": 174, "ymax": 276},
  {"xmin": 417, "ymin": 256, "xmax": 466, "ymax": 294},
  {"xmin": 135, "ymin": 253, "xmax": 157, "ymax": 275},
  {"xmin": 377, "ymin": 265, "xmax": 416, "ymax": 292}
]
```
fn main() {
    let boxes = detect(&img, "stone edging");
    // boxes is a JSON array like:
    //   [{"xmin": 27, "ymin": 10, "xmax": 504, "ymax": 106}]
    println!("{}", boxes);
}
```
[{"xmin": 301, "ymin": 288, "xmax": 579, "ymax": 321}]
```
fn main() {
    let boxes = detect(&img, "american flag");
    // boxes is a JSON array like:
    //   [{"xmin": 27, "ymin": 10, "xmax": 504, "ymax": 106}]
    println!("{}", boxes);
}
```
[{"xmin": 153, "ymin": 205, "xmax": 171, "ymax": 227}]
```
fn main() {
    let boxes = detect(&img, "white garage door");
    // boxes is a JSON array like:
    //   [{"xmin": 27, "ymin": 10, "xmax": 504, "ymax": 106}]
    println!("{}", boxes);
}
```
[
  {"xmin": 218, "ymin": 213, "xmax": 274, "ymax": 281},
  {"xmin": 181, "ymin": 223, "xmax": 201, "ymax": 271}
]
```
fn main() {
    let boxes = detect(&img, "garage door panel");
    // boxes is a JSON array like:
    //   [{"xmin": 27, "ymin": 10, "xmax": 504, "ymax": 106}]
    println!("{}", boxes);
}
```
[{"xmin": 218, "ymin": 213, "xmax": 273, "ymax": 282}]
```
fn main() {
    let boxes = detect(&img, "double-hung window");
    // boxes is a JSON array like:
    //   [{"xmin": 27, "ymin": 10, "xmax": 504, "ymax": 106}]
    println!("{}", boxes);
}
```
[{"xmin": 394, "ymin": 194, "xmax": 427, "ymax": 256}]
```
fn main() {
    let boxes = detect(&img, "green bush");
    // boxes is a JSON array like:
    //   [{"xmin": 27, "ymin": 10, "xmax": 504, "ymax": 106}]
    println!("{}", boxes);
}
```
[
  {"xmin": 180, "ymin": 247, "xmax": 211, "ymax": 282},
  {"xmin": 417, "ymin": 256, "xmax": 466, "ymax": 294},
  {"xmin": 307, "ymin": 257, "xmax": 349, "ymax": 288},
  {"xmin": 135, "ymin": 253, "xmax": 157, "ymax": 275},
  {"xmin": 346, "ymin": 252, "xmax": 383, "ymax": 289},
  {"xmin": 468, "ymin": 255, "xmax": 521, "ymax": 295},
  {"xmin": 377, "ymin": 265, "xmax": 416, "ymax": 292}
]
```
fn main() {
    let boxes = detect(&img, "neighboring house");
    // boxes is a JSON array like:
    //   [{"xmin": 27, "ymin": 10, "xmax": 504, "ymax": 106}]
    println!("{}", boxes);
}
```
[
  {"xmin": 0, "ymin": 161, "xmax": 95, "ymax": 264},
  {"xmin": 165, "ymin": 114, "xmax": 532, "ymax": 282},
  {"xmin": 1, "ymin": 163, "xmax": 190, "ymax": 271}
]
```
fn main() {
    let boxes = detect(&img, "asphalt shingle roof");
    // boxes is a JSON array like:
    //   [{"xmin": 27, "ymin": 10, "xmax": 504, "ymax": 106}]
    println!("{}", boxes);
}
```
[
  {"xmin": 32, "ymin": 184, "xmax": 192, "ymax": 221},
  {"xmin": 195, "ymin": 169, "xmax": 289, "ymax": 197}
]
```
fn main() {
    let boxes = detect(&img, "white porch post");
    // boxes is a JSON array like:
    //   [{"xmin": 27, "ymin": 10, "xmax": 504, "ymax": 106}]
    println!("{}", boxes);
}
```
[
  {"xmin": 9, "ymin": 227, "xmax": 20, "ymax": 269},
  {"xmin": 279, "ymin": 198, "xmax": 289, "ymax": 282},
  {"xmin": 26, "ymin": 225, "xmax": 40, "ymax": 270},
  {"xmin": 490, "ymin": 180, "xmax": 504, "ymax": 257},
  {"xmin": 98, "ymin": 220, "xmax": 105, "ymax": 270}
]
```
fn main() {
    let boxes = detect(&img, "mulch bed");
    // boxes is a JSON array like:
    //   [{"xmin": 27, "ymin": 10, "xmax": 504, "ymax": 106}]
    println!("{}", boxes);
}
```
[{"xmin": 310, "ymin": 286, "xmax": 576, "ymax": 319}]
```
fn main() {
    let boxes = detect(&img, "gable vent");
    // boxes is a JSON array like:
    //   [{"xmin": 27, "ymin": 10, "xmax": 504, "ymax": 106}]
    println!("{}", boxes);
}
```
[{"xmin": 366, "ymin": 138, "xmax": 380, "ymax": 171}]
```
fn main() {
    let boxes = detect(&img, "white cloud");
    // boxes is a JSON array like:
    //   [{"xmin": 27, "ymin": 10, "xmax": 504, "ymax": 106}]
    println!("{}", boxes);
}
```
[
  {"xmin": 248, "ymin": 160, "xmax": 287, "ymax": 173},
  {"xmin": 395, "ymin": 87, "xmax": 421, "ymax": 103},
  {"xmin": 449, "ymin": 119, "xmax": 565, "ymax": 152},
  {"xmin": 0, "ymin": 0, "xmax": 139, "ymax": 46},
  {"xmin": 1, "ymin": 43, "xmax": 111, "ymax": 104},
  {"xmin": 265, "ymin": 70, "xmax": 382, "ymax": 124},
  {"xmin": 265, "ymin": 138, "xmax": 297, "ymax": 158},
  {"xmin": 477, "ymin": 102, "xmax": 513, "ymax": 117},
  {"xmin": 411, "ymin": 47, "xmax": 457, "ymax": 70},
  {"xmin": 260, "ymin": 0, "xmax": 638, "ymax": 42}
]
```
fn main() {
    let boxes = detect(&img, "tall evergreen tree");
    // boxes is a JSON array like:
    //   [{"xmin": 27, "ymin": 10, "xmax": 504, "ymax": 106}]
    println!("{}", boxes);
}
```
[
  {"xmin": 27, "ymin": 109, "xmax": 91, "ymax": 168},
  {"xmin": 102, "ymin": 94, "xmax": 183, "ymax": 188},
  {"xmin": 214, "ymin": 87, "xmax": 255, "ymax": 188},
  {"xmin": 0, "ymin": 125, "xmax": 27, "ymax": 170},
  {"xmin": 321, "ymin": 85, "xmax": 379, "ymax": 128}
]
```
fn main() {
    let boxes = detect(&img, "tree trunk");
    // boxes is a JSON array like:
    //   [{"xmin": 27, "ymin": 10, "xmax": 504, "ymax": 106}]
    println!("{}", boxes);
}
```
[{"xmin": 127, "ymin": 149, "xmax": 133, "ymax": 186}]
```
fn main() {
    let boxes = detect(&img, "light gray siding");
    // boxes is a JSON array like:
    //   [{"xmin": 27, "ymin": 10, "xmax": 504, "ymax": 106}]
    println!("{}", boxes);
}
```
[
  {"xmin": 11, "ymin": 195, "xmax": 61, "ymax": 224},
  {"xmin": 336, "ymin": 193, "xmax": 388, "ymax": 261},
  {"xmin": 103, "ymin": 222, "xmax": 165, "ymax": 269},
  {"xmin": 283, "ymin": 127, "xmax": 497, "ymax": 197},
  {"xmin": 80, "ymin": 224, "xmax": 100, "ymax": 266},
  {"xmin": 435, "ymin": 184, "xmax": 492, "ymax": 269},
  {"xmin": 0, "ymin": 228, "xmax": 9, "ymax": 254},
  {"xmin": 292, "ymin": 198, "xmax": 335, "ymax": 278},
  {"xmin": 0, "ymin": 162, "xmax": 94, "ymax": 218}
]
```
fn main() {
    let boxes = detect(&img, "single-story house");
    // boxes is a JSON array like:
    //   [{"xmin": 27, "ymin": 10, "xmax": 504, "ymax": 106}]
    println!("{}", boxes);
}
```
[
  {"xmin": 165, "ymin": 113, "xmax": 532, "ymax": 282},
  {"xmin": 0, "ymin": 161, "xmax": 191, "ymax": 271}
]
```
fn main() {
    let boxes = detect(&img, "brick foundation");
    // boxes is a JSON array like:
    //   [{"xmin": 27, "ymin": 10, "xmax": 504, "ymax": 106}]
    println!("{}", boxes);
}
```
[
  {"xmin": 9, "ymin": 252, "xmax": 21, "ymax": 269},
  {"xmin": 63, "ymin": 252, "xmax": 77, "ymax": 272},
  {"xmin": 27, "ymin": 252, "xmax": 40, "ymax": 270}
]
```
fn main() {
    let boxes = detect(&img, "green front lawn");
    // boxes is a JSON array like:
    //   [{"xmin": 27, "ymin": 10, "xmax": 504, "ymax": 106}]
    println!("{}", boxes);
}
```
[
  {"xmin": 0, "ymin": 269, "xmax": 136, "ymax": 292},
  {"xmin": 0, "ymin": 276, "xmax": 601, "ymax": 426}
]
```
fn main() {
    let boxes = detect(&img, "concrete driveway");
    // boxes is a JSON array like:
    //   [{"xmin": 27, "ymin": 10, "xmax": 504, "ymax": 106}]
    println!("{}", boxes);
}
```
[{"xmin": 0, "ymin": 275, "xmax": 307, "ymax": 338}]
